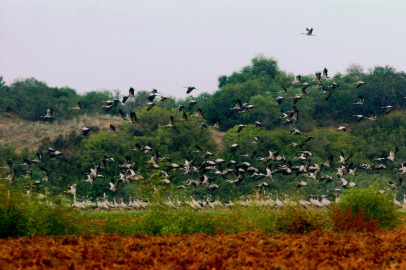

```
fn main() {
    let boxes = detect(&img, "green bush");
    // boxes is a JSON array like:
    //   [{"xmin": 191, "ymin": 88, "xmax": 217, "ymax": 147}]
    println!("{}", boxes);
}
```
[
  {"xmin": 335, "ymin": 185, "xmax": 400, "ymax": 229},
  {"xmin": 0, "ymin": 186, "xmax": 79, "ymax": 238}
]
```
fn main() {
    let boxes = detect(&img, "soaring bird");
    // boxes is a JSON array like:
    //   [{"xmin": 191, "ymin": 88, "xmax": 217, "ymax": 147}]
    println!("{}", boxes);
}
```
[
  {"xmin": 324, "ymin": 90, "xmax": 333, "ymax": 101},
  {"xmin": 118, "ymin": 109, "xmax": 127, "ymax": 121},
  {"xmin": 110, "ymin": 124, "xmax": 116, "ymax": 132},
  {"xmin": 353, "ymin": 95, "xmax": 365, "ymax": 105},
  {"xmin": 41, "ymin": 108, "xmax": 54, "ymax": 119},
  {"xmin": 312, "ymin": 72, "xmax": 321, "ymax": 82},
  {"xmin": 237, "ymin": 124, "xmax": 245, "ymax": 133},
  {"xmin": 188, "ymin": 100, "xmax": 197, "ymax": 110},
  {"xmin": 212, "ymin": 120, "xmax": 221, "ymax": 129},
  {"xmin": 128, "ymin": 87, "xmax": 135, "ymax": 97},
  {"xmin": 275, "ymin": 96, "xmax": 284, "ymax": 105},
  {"xmin": 148, "ymin": 93, "xmax": 158, "ymax": 102},
  {"xmin": 382, "ymin": 105, "xmax": 395, "ymax": 115},
  {"xmin": 230, "ymin": 99, "xmax": 242, "ymax": 110},
  {"xmin": 180, "ymin": 111, "xmax": 188, "ymax": 121},
  {"xmin": 366, "ymin": 111, "xmax": 377, "ymax": 121},
  {"xmin": 130, "ymin": 112, "xmax": 139, "ymax": 123},
  {"xmin": 322, "ymin": 67, "xmax": 329, "ymax": 78},
  {"xmin": 191, "ymin": 108, "xmax": 204, "ymax": 118},
  {"xmin": 184, "ymin": 86, "xmax": 198, "ymax": 94},
  {"xmin": 69, "ymin": 102, "xmax": 82, "ymax": 110},
  {"xmin": 82, "ymin": 127, "xmax": 90, "ymax": 136},
  {"xmin": 290, "ymin": 75, "xmax": 302, "ymax": 84},
  {"xmin": 146, "ymin": 102, "xmax": 156, "ymax": 111},
  {"xmin": 301, "ymin": 28, "xmax": 315, "ymax": 36},
  {"xmin": 354, "ymin": 81, "xmax": 366, "ymax": 88},
  {"xmin": 279, "ymin": 85, "xmax": 288, "ymax": 93},
  {"xmin": 337, "ymin": 152, "xmax": 353, "ymax": 164},
  {"xmin": 166, "ymin": 116, "xmax": 174, "ymax": 127},
  {"xmin": 329, "ymin": 82, "xmax": 340, "ymax": 90}
]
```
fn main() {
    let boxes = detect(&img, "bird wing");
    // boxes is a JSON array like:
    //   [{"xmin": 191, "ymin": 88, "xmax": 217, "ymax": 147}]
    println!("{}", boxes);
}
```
[{"xmin": 119, "ymin": 109, "xmax": 126, "ymax": 120}]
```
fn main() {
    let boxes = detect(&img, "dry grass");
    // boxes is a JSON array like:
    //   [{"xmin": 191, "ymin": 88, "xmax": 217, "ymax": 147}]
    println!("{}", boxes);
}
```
[{"xmin": 0, "ymin": 113, "xmax": 122, "ymax": 151}]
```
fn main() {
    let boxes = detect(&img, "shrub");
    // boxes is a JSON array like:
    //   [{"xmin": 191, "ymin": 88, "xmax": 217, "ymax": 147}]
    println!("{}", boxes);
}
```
[
  {"xmin": 333, "ymin": 185, "xmax": 400, "ymax": 229},
  {"xmin": 0, "ymin": 186, "xmax": 79, "ymax": 238},
  {"xmin": 329, "ymin": 204, "xmax": 379, "ymax": 232}
]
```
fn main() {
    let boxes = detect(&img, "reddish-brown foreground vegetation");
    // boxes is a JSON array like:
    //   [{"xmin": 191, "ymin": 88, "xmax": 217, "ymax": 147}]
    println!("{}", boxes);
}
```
[{"xmin": 2, "ymin": 230, "xmax": 406, "ymax": 269}]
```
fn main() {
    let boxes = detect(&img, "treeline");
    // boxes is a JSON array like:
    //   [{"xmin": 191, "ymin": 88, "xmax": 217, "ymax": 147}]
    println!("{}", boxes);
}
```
[{"xmin": 1, "ymin": 57, "xmax": 406, "ymax": 201}]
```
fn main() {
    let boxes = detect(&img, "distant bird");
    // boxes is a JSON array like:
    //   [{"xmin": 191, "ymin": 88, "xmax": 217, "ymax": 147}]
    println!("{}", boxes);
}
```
[
  {"xmin": 193, "ymin": 145, "xmax": 205, "ymax": 154},
  {"xmin": 188, "ymin": 100, "xmax": 197, "ymax": 110},
  {"xmin": 128, "ymin": 87, "xmax": 135, "ymax": 97},
  {"xmin": 230, "ymin": 99, "xmax": 242, "ymax": 110},
  {"xmin": 338, "ymin": 152, "xmax": 353, "ymax": 164},
  {"xmin": 382, "ymin": 106, "xmax": 395, "ymax": 115},
  {"xmin": 301, "ymin": 27, "xmax": 315, "ymax": 36},
  {"xmin": 41, "ymin": 108, "xmax": 54, "ymax": 119},
  {"xmin": 366, "ymin": 111, "xmax": 377, "ymax": 121},
  {"xmin": 82, "ymin": 127, "xmax": 90, "ymax": 136},
  {"xmin": 275, "ymin": 96, "xmax": 284, "ymax": 105},
  {"xmin": 148, "ymin": 93, "xmax": 158, "ymax": 102},
  {"xmin": 353, "ymin": 95, "xmax": 365, "ymax": 105},
  {"xmin": 121, "ymin": 96, "xmax": 129, "ymax": 104},
  {"xmin": 130, "ymin": 112, "xmax": 139, "ymax": 123},
  {"xmin": 353, "ymin": 114, "xmax": 365, "ymax": 122},
  {"xmin": 118, "ymin": 109, "xmax": 127, "ymax": 121},
  {"xmin": 69, "ymin": 102, "xmax": 82, "ymax": 110},
  {"xmin": 146, "ymin": 102, "xmax": 156, "ymax": 111},
  {"xmin": 389, "ymin": 177, "xmax": 402, "ymax": 190},
  {"xmin": 336, "ymin": 126, "xmax": 347, "ymax": 132},
  {"xmin": 279, "ymin": 85, "xmax": 288, "ymax": 93},
  {"xmin": 354, "ymin": 81, "xmax": 366, "ymax": 88},
  {"xmin": 191, "ymin": 108, "xmax": 204, "ymax": 118},
  {"xmin": 166, "ymin": 116, "xmax": 174, "ymax": 127},
  {"xmin": 289, "ymin": 128, "xmax": 301, "ymax": 135},
  {"xmin": 254, "ymin": 121, "xmax": 262, "ymax": 127},
  {"xmin": 323, "ymin": 155, "xmax": 334, "ymax": 167},
  {"xmin": 200, "ymin": 123, "xmax": 207, "ymax": 129},
  {"xmin": 212, "ymin": 120, "xmax": 221, "ymax": 129},
  {"xmin": 2, "ymin": 169, "xmax": 16, "ymax": 182},
  {"xmin": 312, "ymin": 72, "xmax": 321, "ymax": 82},
  {"xmin": 47, "ymin": 148, "xmax": 62, "ymax": 158},
  {"xmin": 290, "ymin": 75, "xmax": 302, "ymax": 84},
  {"xmin": 184, "ymin": 86, "xmax": 198, "ymax": 94},
  {"xmin": 252, "ymin": 136, "xmax": 259, "ymax": 144},
  {"xmin": 293, "ymin": 95, "xmax": 302, "ymax": 104},
  {"xmin": 237, "ymin": 124, "xmax": 245, "ymax": 133},
  {"xmin": 387, "ymin": 147, "xmax": 398, "ymax": 162},
  {"xmin": 324, "ymin": 90, "xmax": 333, "ymax": 101},
  {"xmin": 230, "ymin": 144, "xmax": 239, "ymax": 151},
  {"xmin": 180, "ymin": 112, "xmax": 188, "ymax": 121},
  {"xmin": 160, "ymin": 95, "xmax": 171, "ymax": 102},
  {"xmin": 110, "ymin": 124, "xmax": 116, "ymax": 132},
  {"xmin": 329, "ymin": 82, "xmax": 340, "ymax": 90},
  {"xmin": 321, "ymin": 68, "xmax": 329, "ymax": 78}
]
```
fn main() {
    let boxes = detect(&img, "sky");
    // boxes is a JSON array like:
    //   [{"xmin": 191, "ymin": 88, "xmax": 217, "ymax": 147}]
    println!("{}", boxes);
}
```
[{"xmin": 1, "ymin": 0, "xmax": 406, "ymax": 98}]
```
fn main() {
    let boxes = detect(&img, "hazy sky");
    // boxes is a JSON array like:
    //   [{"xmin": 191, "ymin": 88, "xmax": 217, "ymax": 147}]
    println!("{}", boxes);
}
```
[{"xmin": 1, "ymin": 0, "xmax": 405, "ymax": 98}]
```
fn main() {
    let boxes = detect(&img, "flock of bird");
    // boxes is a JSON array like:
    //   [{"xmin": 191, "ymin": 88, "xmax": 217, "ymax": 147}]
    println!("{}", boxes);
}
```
[{"xmin": 1, "ymin": 28, "xmax": 405, "ymax": 210}]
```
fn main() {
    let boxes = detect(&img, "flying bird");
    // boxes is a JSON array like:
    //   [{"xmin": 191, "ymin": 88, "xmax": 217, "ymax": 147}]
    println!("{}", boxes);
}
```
[
  {"xmin": 301, "ymin": 28, "xmax": 315, "ymax": 36},
  {"xmin": 184, "ymin": 86, "xmax": 198, "ymax": 94}
]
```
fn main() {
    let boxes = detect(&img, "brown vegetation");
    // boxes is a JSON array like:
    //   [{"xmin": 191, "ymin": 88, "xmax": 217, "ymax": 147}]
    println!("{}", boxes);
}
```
[
  {"xmin": 0, "ymin": 112, "xmax": 122, "ymax": 151},
  {"xmin": 2, "ymin": 230, "xmax": 406, "ymax": 269}
]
